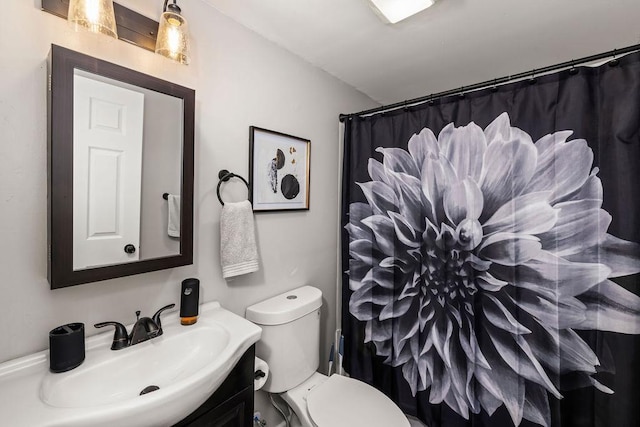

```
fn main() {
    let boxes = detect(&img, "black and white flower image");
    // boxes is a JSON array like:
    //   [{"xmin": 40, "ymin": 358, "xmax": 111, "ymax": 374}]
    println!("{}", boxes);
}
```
[{"xmin": 346, "ymin": 113, "xmax": 640, "ymax": 427}]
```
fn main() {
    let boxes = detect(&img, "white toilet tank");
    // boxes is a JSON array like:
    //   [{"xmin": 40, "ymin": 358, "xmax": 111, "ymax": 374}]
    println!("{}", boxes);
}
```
[{"xmin": 246, "ymin": 286, "xmax": 322, "ymax": 393}]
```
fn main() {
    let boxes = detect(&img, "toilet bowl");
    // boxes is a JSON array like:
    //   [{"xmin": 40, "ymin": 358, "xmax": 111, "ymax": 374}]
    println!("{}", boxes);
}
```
[
  {"xmin": 282, "ymin": 372, "xmax": 410, "ymax": 427},
  {"xmin": 246, "ymin": 286, "xmax": 409, "ymax": 427}
]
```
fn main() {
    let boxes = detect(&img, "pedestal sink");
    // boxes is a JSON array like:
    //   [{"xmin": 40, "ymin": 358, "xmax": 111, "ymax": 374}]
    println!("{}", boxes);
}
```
[{"xmin": 0, "ymin": 302, "xmax": 262, "ymax": 427}]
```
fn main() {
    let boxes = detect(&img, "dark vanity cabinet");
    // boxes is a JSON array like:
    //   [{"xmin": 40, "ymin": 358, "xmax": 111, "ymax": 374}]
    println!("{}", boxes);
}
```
[{"xmin": 174, "ymin": 346, "xmax": 255, "ymax": 427}]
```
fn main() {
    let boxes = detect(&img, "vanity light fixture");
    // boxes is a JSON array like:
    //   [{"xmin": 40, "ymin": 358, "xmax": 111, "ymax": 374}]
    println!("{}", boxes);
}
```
[
  {"xmin": 67, "ymin": 0, "xmax": 118, "ymax": 38},
  {"xmin": 368, "ymin": 0, "xmax": 437, "ymax": 24},
  {"xmin": 155, "ymin": 0, "xmax": 191, "ymax": 65},
  {"xmin": 44, "ymin": 0, "xmax": 192, "ymax": 63}
]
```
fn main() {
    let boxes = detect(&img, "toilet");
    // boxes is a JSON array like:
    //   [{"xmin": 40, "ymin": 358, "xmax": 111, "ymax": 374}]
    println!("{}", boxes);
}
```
[{"xmin": 246, "ymin": 286, "xmax": 410, "ymax": 427}]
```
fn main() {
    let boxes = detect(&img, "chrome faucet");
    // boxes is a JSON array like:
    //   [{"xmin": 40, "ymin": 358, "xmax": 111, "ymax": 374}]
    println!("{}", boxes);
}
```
[{"xmin": 95, "ymin": 304, "xmax": 175, "ymax": 350}]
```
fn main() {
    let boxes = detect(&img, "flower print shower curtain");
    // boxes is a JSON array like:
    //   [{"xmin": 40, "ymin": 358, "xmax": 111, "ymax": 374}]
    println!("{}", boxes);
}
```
[{"xmin": 340, "ymin": 52, "xmax": 640, "ymax": 427}]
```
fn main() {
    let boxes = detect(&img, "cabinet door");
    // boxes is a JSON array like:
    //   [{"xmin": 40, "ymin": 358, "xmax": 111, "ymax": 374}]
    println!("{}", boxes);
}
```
[
  {"xmin": 208, "ymin": 401, "xmax": 245, "ymax": 427},
  {"xmin": 186, "ymin": 395, "xmax": 247, "ymax": 427},
  {"xmin": 173, "ymin": 347, "xmax": 255, "ymax": 427}
]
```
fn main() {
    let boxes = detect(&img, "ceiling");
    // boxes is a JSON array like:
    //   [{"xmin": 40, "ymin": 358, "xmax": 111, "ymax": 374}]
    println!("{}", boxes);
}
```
[{"xmin": 203, "ymin": 0, "xmax": 640, "ymax": 107}]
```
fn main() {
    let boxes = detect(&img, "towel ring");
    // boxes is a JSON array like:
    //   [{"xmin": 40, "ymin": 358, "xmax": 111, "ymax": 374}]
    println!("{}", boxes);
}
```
[{"xmin": 217, "ymin": 169, "xmax": 250, "ymax": 206}]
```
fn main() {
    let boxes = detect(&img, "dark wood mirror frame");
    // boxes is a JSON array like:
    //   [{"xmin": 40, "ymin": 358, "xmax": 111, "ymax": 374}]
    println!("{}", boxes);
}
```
[{"xmin": 47, "ymin": 45, "xmax": 195, "ymax": 289}]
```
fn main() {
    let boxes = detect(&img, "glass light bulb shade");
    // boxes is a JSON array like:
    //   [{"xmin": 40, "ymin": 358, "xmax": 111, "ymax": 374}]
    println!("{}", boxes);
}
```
[
  {"xmin": 67, "ymin": 0, "xmax": 118, "ymax": 38},
  {"xmin": 155, "ymin": 11, "xmax": 190, "ymax": 65}
]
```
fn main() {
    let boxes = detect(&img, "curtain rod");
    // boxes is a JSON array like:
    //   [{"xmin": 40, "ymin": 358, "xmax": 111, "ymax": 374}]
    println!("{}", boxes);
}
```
[{"xmin": 339, "ymin": 44, "xmax": 640, "ymax": 122}]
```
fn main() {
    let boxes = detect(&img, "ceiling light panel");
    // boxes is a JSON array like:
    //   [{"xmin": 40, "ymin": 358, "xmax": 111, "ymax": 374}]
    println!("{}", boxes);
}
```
[{"xmin": 369, "ymin": 0, "xmax": 436, "ymax": 24}]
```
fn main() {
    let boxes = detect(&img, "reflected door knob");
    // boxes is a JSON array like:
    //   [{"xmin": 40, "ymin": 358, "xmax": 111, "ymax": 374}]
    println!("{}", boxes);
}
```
[{"xmin": 124, "ymin": 244, "xmax": 136, "ymax": 254}]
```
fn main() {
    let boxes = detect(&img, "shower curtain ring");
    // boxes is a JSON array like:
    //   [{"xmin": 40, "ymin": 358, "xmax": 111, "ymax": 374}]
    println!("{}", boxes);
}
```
[
  {"xmin": 609, "ymin": 49, "xmax": 620, "ymax": 67},
  {"xmin": 491, "ymin": 79, "xmax": 499, "ymax": 92},
  {"xmin": 529, "ymin": 69, "xmax": 537, "ymax": 85},
  {"xmin": 569, "ymin": 60, "xmax": 579, "ymax": 75},
  {"xmin": 428, "ymin": 95, "xmax": 435, "ymax": 106}
]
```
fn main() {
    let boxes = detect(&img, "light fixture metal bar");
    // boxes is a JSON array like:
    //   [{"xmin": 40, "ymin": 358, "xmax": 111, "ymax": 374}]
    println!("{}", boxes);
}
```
[{"xmin": 41, "ymin": 0, "xmax": 159, "ymax": 52}]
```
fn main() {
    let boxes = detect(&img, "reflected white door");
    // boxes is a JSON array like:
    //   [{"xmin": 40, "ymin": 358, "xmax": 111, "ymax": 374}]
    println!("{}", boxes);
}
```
[{"xmin": 73, "ymin": 73, "xmax": 145, "ymax": 270}]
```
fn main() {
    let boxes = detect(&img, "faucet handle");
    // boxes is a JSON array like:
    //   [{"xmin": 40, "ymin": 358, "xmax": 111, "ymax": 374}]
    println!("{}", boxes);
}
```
[
  {"xmin": 94, "ymin": 321, "xmax": 129, "ymax": 350},
  {"xmin": 152, "ymin": 304, "xmax": 176, "ymax": 335}
]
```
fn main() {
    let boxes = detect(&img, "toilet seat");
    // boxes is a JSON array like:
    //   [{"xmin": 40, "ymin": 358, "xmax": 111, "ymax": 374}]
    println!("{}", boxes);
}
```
[{"xmin": 306, "ymin": 375, "xmax": 410, "ymax": 427}]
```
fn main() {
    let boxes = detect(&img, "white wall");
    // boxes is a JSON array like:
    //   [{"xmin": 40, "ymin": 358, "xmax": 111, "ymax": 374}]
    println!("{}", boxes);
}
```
[
  {"xmin": 138, "ymin": 85, "xmax": 182, "ymax": 260},
  {"xmin": 0, "ymin": 1, "xmax": 377, "ymax": 424}
]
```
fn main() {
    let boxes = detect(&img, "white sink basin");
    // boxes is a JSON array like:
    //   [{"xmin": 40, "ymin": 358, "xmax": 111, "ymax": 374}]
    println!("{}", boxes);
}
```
[
  {"xmin": 41, "ymin": 323, "xmax": 231, "ymax": 408},
  {"xmin": 0, "ymin": 302, "xmax": 261, "ymax": 427}
]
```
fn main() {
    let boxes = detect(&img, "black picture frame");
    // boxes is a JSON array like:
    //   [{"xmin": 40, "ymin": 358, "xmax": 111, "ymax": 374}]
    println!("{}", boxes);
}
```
[{"xmin": 249, "ymin": 126, "xmax": 311, "ymax": 212}]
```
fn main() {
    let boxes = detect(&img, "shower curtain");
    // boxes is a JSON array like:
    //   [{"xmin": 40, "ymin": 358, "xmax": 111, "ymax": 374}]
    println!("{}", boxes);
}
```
[{"xmin": 340, "ymin": 52, "xmax": 640, "ymax": 427}]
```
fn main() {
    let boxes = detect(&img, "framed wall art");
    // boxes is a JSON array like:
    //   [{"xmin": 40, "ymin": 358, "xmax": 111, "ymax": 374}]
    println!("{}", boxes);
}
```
[{"xmin": 249, "ymin": 126, "xmax": 310, "ymax": 212}]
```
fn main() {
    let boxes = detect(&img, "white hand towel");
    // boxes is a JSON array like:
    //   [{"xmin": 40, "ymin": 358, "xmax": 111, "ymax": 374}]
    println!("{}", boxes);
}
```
[
  {"xmin": 168, "ymin": 194, "xmax": 181, "ymax": 238},
  {"xmin": 220, "ymin": 200, "xmax": 259, "ymax": 278}
]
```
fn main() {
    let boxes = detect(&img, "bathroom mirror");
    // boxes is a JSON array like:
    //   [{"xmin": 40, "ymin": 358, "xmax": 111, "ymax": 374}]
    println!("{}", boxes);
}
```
[{"xmin": 47, "ymin": 45, "xmax": 195, "ymax": 288}]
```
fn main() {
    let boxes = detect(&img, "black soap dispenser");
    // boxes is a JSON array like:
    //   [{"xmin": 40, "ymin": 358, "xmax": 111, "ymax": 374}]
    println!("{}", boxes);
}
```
[{"xmin": 180, "ymin": 278, "xmax": 200, "ymax": 325}]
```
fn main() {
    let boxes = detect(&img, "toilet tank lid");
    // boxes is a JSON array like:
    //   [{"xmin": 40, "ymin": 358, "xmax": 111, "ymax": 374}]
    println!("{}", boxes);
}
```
[{"xmin": 246, "ymin": 286, "xmax": 322, "ymax": 325}]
